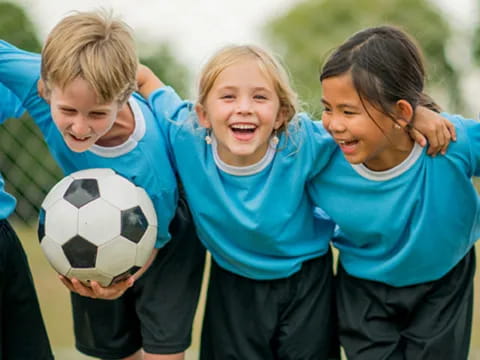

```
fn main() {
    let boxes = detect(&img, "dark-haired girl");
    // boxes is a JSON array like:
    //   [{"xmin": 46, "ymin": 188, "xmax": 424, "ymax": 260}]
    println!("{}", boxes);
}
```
[{"xmin": 309, "ymin": 25, "xmax": 478, "ymax": 359}]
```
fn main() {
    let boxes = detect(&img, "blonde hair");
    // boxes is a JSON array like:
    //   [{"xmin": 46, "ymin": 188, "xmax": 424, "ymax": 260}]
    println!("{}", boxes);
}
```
[
  {"xmin": 197, "ymin": 45, "xmax": 299, "ymax": 133},
  {"xmin": 41, "ymin": 10, "xmax": 138, "ymax": 105}
]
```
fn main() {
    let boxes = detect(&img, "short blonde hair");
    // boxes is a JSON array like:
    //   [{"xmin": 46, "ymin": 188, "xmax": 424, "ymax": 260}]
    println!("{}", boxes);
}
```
[
  {"xmin": 41, "ymin": 10, "xmax": 138, "ymax": 105},
  {"xmin": 197, "ymin": 45, "xmax": 299, "ymax": 133}
]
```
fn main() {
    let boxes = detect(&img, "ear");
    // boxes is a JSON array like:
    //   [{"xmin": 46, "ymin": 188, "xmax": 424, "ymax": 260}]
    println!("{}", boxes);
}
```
[
  {"xmin": 394, "ymin": 99, "xmax": 414, "ymax": 129},
  {"xmin": 37, "ymin": 79, "xmax": 50, "ymax": 103},
  {"xmin": 274, "ymin": 106, "xmax": 288, "ymax": 130},
  {"xmin": 195, "ymin": 103, "xmax": 211, "ymax": 129}
]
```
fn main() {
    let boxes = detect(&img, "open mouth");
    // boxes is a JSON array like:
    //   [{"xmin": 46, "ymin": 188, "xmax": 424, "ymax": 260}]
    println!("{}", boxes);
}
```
[
  {"xmin": 69, "ymin": 133, "xmax": 92, "ymax": 142},
  {"xmin": 230, "ymin": 123, "xmax": 257, "ymax": 133},
  {"xmin": 337, "ymin": 138, "xmax": 359, "ymax": 155},
  {"xmin": 337, "ymin": 139, "xmax": 358, "ymax": 146},
  {"xmin": 230, "ymin": 124, "xmax": 257, "ymax": 141}
]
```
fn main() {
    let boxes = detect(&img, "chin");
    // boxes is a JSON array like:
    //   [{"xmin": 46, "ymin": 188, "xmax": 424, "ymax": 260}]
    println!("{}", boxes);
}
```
[{"xmin": 65, "ymin": 140, "xmax": 92, "ymax": 153}]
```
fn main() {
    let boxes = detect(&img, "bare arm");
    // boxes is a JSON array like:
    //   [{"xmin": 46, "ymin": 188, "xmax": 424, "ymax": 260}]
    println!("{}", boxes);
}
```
[
  {"xmin": 409, "ymin": 106, "xmax": 456, "ymax": 156},
  {"xmin": 137, "ymin": 64, "xmax": 164, "ymax": 100}
]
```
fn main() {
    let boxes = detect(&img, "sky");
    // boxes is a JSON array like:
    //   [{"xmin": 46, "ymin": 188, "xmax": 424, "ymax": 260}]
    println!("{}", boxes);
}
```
[
  {"xmin": 15, "ymin": 0, "xmax": 300, "ymax": 72},
  {"xmin": 14, "ymin": 0, "xmax": 477, "ymax": 71},
  {"xmin": 11, "ymin": 0, "xmax": 479, "ymax": 109}
]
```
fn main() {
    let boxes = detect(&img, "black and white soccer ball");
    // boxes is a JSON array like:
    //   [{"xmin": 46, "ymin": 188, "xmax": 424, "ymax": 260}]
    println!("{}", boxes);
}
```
[{"xmin": 38, "ymin": 168, "xmax": 157, "ymax": 287}]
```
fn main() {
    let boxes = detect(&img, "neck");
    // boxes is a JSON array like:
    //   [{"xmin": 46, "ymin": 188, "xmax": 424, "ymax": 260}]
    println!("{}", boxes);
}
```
[
  {"xmin": 364, "ymin": 131, "xmax": 414, "ymax": 171},
  {"xmin": 96, "ymin": 102, "xmax": 135, "ymax": 147}
]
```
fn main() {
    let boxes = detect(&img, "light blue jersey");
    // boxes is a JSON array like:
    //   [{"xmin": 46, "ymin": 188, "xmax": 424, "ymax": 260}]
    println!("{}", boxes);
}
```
[
  {"xmin": 0, "ymin": 40, "xmax": 178, "ymax": 248},
  {"xmin": 149, "ymin": 87, "xmax": 337, "ymax": 280},
  {"xmin": 309, "ymin": 113, "xmax": 480, "ymax": 286},
  {"xmin": 0, "ymin": 83, "xmax": 24, "ymax": 219}
]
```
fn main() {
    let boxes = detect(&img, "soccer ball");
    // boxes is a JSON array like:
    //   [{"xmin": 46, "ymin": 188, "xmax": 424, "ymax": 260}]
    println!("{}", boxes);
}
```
[{"xmin": 37, "ymin": 168, "xmax": 157, "ymax": 287}]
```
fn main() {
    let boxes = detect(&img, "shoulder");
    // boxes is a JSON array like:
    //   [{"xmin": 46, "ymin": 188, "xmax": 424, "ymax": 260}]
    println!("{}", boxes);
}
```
[{"xmin": 440, "ymin": 112, "xmax": 479, "ymax": 144}]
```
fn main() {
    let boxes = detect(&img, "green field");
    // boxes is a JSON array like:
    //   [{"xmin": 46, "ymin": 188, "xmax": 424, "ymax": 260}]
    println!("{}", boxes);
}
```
[{"xmin": 15, "ymin": 223, "xmax": 480, "ymax": 359}]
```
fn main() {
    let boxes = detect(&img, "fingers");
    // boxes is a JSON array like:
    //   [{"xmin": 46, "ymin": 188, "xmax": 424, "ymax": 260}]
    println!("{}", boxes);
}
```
[
  {"xmin": 90, "ymin": 277, "xmax": 135, "ymax": 300},
  {"xmin": 429, "ymin": 125, "xmax": 446, "ymax": 156},
  {"xmin": 58, "ymin": 275, "xmax": 75, "ymax": 292},
  {"xmin": 408, "ymin": 128, "xmax": 427, "ymax": 148},
  {"xmin": 58, "ymin": 276, "xmax": 135, "ymax": 300},
  {"xmin": 445, "ymin": 119, "xmax": 457, "ymax": 142},
  {"xmin": 69, "ymin": 278, "xmax": 97, "ymax": 298}
]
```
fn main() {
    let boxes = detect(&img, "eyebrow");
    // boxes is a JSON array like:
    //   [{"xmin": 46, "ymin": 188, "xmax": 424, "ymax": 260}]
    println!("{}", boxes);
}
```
[
  {"xmin": 321, "ymin": 98, "xmax": 358, "ymax": 109},
  {"xmin": 217, "ymin": 85, "xmax": 272, "ymax": 92}
]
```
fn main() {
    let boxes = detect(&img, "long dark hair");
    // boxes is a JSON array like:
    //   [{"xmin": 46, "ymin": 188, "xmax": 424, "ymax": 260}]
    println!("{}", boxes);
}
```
[{"xmin": 320, "ymin": 25, "xmax": 440, "ymax": 123}]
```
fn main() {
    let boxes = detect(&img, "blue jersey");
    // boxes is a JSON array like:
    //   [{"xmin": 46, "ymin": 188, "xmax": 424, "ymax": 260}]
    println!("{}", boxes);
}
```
[
  {"xmin": 0, "ymin": 40, "xmax": 178, "ymax": 248},
  {"xmin": 309, "ymin": 113, "xmax": 480, "ymax": 286},
  {"xmin": 0, "ymin": 83, "xmax": 24, "ymax": 219},
  {"xmin": 149, "ymin": 86, "xmax": 337, "ymax": 280}
]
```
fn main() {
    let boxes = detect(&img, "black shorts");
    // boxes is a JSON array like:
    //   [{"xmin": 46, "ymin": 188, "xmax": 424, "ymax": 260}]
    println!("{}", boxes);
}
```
[
  {"xmin": 336, "ymin": 248, "xmax": 476, "ymax": 360},
  {"xmin": 71, "ymin": 196, "xmax": 206, "ymax": 358},
  {"xmin": 200, "ymin": 249, "xmax": 340, "ymax": 360},
  {"xmin": 0, "ymin": 219, "xmax": 54, "ymax": 360}
]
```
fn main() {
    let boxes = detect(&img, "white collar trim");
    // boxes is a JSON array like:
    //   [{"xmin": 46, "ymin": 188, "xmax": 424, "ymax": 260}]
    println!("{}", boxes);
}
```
[
  {"xmin": 89, "ymin": 96, "xmax": 146, "ymax": 158},
  {"xmin": 211, "ymin": 134, "xmax": 277, "ymax": 176},
  {"xmin": 351, "ymin": 142, "xmax": 423, "ymax": 181}
]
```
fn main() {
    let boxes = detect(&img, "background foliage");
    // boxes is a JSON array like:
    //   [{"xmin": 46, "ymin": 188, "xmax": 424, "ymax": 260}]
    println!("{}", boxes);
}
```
[{"xmin": 265, "ymin": 0, "xmax": 460, "ymax": 117}]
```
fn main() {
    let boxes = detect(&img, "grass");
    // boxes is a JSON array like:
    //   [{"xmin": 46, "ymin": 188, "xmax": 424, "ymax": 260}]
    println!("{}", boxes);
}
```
[{"xmin": 15, "ymin": 223, "xmax": 480, "ymax": 359}]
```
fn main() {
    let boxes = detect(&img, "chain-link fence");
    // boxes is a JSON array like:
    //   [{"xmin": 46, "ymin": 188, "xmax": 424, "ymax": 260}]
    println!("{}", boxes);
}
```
[{"xmin": 0, "ymin": 114, "xmax": 62, "ymax": 224}]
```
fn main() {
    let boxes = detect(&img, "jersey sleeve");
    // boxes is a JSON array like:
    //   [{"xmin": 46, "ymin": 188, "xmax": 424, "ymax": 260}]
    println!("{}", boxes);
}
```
[
  {"xmin": 0, "ymin": 40, "xmax": 50, "ymax": 128},
  {"xmin": 148, "ymin": 86, "xmax": 196, "ymax": 146},
  {"xmin": 300, "ymin": 114, "xmax": 338, "ymax": 179},
  {"xmin": 460, "ymin": 115, "xmax": 480, "ymax": 177},
  {"xmin": 0, "ymin": 82, "xmax": 24, "ymax": 122}
]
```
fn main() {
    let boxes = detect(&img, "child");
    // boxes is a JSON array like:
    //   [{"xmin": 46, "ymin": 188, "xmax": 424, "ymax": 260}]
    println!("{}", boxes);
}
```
[
  {"xmin": 0, "ymin": 84, "xmax": 54, "ymax": 360},
  {"xmin": 308, "ymin": 25, "xmax": 479, "ymax": 359},
  {"xmin": 137, "ymin": 44, "xmax": 452, "ymax": 359},
  {"xmin": 0, "ymin": 11, "xmax": 204, "ymax": 360}
]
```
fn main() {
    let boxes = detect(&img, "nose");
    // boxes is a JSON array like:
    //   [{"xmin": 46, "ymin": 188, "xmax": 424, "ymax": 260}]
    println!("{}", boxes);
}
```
[
  {"xmin": 326, "ymin": 113, "xmax": 346, "ymax": 133},
  {"xmin": 70, "ymin": 115, "xmax": 91, "ymax": 137},
  {"xmin": 236, "ymin": 97, "xmax": 253, "ymax": 115}
]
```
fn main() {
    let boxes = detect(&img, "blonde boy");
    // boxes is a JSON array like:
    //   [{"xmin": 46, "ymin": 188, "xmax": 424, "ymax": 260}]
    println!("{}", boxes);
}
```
[{"xmin": 0, "ymin": 11, "xmax": 204, "ymax": 360}]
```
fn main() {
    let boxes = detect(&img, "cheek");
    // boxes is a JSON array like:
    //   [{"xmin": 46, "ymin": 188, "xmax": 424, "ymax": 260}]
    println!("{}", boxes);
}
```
[{"xmin": 51, "ymin": 112, "xmax": 67, "ymax": 129}]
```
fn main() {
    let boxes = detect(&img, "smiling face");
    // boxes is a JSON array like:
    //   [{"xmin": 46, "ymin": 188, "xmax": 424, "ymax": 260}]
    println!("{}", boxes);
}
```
[
  {"xmin": 48, "ymin": 77, "xmax": 121, "ymax": 153},
  {"xmin": 196, "ymin": 58, "xmax": 285, "ymax": 167},
  {"xmin": 321, "ymin": 72, "xmax": 413, "ymax": 171}
]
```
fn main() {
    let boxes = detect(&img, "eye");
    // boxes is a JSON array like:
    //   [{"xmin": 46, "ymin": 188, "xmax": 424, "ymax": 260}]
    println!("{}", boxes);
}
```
[
  {"xmin": 254, "ymin": 94, "xmax": 268, "ymax": 100},
  {"xmin": 90, "ymin": 112, "xmax": 108, "ymax": 118},
  {"xmin": 220, "ymin": 94, "xmax": 234, "ymax": 100},
  {"xmin": 60, "ymin": 108, "xmax": 76, "ymax": 115},
  {"xmin": 321, "ymin": 106, "xmax": 331, "ymax": 113},
  {"xmin": 343, "ymin": 110, "xmax": 357, "ymax": 116}
]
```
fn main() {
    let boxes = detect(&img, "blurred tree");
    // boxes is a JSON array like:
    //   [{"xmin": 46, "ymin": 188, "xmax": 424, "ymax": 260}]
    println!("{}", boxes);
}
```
[
  {"xmin": 265, "ymin": 0, "xmax": 460, "ymax": 117},
  {"xmin": 0, "ymin": 1, "xmax": 41, "ymax": 51},
  {"xmin": 0, "ymin": 1, "xmax": 60, "ymax": 223},
  {"xmin": 139, "ymin": 43, "xmax": 191, "ymax": 99}
]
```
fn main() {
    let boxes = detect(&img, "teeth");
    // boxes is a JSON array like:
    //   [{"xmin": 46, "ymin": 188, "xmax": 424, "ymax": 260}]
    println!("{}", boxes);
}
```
[
  {"xmin": 338, "ymin": 140, "xmax": 346, "ymax": 144},
  {"xmin": 231, "ymin": 124, "xmax": 256, "ymax": 130}
]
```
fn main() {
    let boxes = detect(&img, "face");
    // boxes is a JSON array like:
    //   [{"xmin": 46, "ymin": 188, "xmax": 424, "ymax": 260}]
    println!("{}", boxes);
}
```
[
  {"xmin": 321, "ymin": 72, "xmax": 411, "ymax": 171},
  {"xmin": 196, "ymin": 58, "xmax": 284, "ymax": 167},
  {"xmin": 48, "ymin": 77, "xmax": 121, "ymax": 152}
]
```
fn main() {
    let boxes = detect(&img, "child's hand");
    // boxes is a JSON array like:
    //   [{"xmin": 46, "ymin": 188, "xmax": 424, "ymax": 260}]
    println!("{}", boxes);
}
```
[
  {"xmin": 137, "ymin": 64, "xmax": 164, "ymax": 100},
  {"xmin": 409, "ymin": 106, "xmax": 456, "ymax": 156},
  {"xmin": 59, "ymin": 275, "xmax": 134, "ymax": 300}
]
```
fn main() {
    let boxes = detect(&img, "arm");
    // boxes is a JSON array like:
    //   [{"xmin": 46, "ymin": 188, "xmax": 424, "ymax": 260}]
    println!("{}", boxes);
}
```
[
  {"xmin": 0, "ymin": 40, "xmax": 42, "ymax": 105},
  {"xmin": 409, "ymin": 106, "xmax": 456, "ymax": 156},
  {"xmin": 0, "ymin": 82, "xmax": 24, "ymax": 122},
  {"xmin": 0, "ymin": 40, "xmax": 52, "ymax": 129},
  {"xmin": 137, "ymin": 64, "xmax": 164, "ymax": 99}
]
